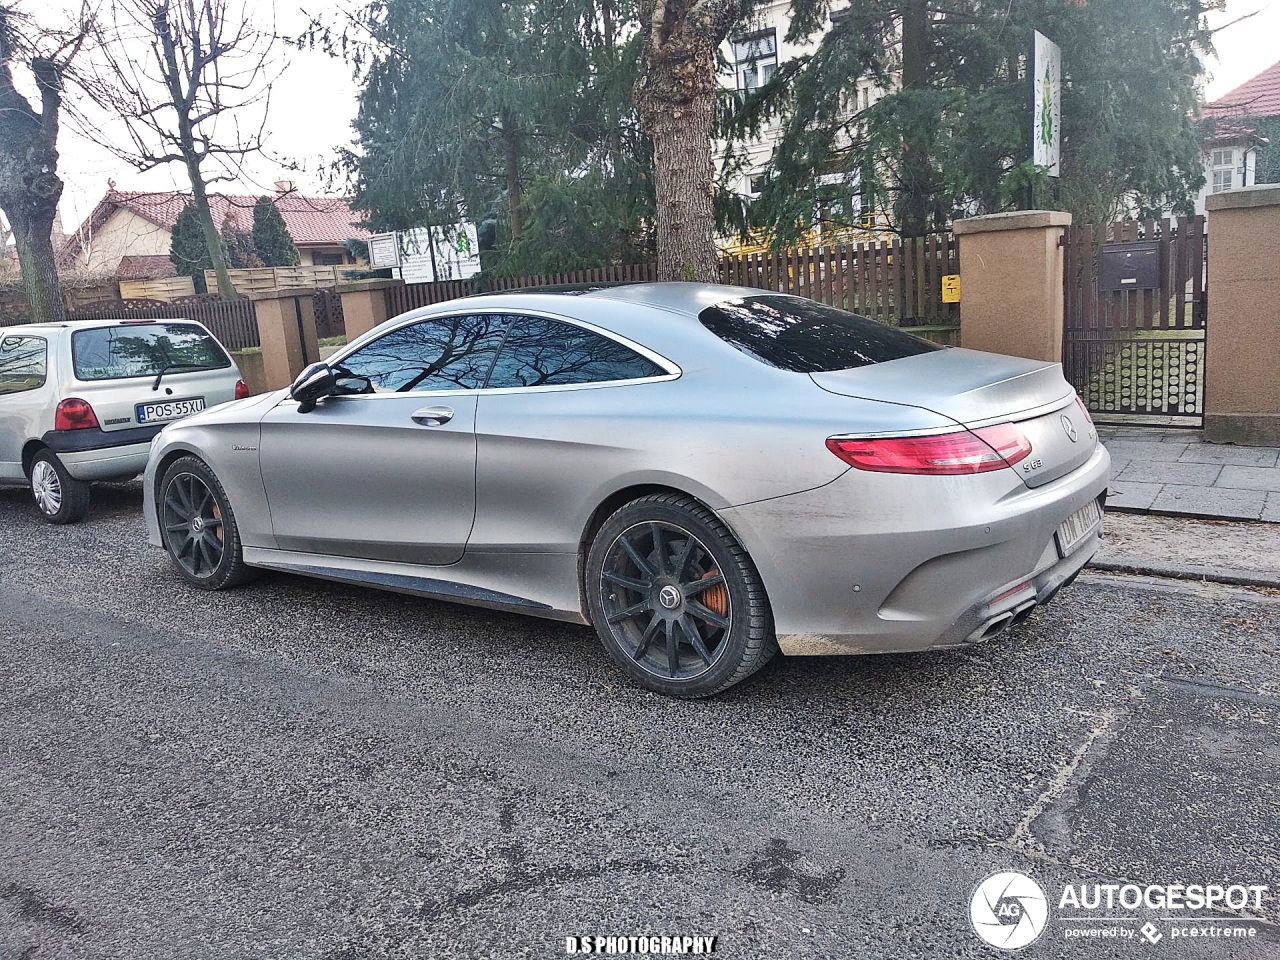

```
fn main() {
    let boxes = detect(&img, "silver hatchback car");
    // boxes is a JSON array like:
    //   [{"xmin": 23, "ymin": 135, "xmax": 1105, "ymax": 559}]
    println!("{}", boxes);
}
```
[
  {"xmin": 143, "ymin": 283, "xmax": 1109, "ymax": 698},
  {"xmin": 0, "ymin": 318, "xmax": 245, "ymax": 523}
]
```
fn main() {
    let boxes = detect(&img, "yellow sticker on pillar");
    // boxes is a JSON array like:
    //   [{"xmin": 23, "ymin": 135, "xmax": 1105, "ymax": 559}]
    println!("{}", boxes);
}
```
[{"xmin": 942, "ymin": 274, "xmax": 961, "ymax": 303}]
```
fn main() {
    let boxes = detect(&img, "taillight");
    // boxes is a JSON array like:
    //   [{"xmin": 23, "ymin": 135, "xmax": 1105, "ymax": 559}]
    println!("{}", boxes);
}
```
[
  {"xmin": 234, "ymin": 379, "xmax": 250, "ymax": 400},
  {"xmin": 54, "ymin": 398, "xmax": 101, "ymax": 432},
  {"xmin": 827, "ymin": 424, "xmax": 1032, "ymax": 476},
  {"xmin": 1074, "ymin": 395, "xmax": 1093, "ymax": 424}
]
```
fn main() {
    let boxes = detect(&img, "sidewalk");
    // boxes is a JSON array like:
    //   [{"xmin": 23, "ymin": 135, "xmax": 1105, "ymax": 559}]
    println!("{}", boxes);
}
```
[{"xmin": 1098, "ymin": 426, "xmax": 1280, "ymax": 523}]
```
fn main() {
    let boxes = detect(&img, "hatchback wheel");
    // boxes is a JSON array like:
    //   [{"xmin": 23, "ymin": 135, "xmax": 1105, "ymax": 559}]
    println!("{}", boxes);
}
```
[
  {"xmin": 159, "ymin": 456, "xmax": 256, "ymax": 589},
  {"xmin": 30, "ymin": 450, "xmax": 90, "ymax": 525},
  {"xmin": 585, "ymin": 493, "xmax": 776, "ymax": 697}
]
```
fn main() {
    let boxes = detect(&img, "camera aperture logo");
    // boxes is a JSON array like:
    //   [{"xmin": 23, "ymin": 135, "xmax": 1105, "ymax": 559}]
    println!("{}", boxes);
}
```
[{"xmin": 970, "ymin": 871, "xmax": 1050, "ymax": 950}]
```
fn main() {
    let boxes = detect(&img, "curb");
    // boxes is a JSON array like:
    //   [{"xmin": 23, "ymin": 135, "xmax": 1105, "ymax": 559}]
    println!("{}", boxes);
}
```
[
  {"xmin": 1086, "ymin": 559, "xmax": 1280, "ymax": 590},
  {"xmin": 1106, "ymin": 504, "xmax": 1280, "ymax": 525}
]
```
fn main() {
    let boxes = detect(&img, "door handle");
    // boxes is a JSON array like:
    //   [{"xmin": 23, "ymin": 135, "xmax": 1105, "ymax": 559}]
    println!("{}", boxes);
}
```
[{"xmin": 411, "ymin": 405, "xmax": 454, "ymax": 426}]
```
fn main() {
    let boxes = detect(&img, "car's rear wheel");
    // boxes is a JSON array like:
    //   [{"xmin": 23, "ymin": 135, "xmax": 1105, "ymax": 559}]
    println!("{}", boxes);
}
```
[
  {"xmin": 585, "ymin": 493, "xmax": 776, "ymax": 697},
  {"xmin": 30, "ymin": 449, "xmax": 90, "ymax": 525},
  {"xmin": 159, "ymin": 456, "xmax": 256, "ymax": 590}
]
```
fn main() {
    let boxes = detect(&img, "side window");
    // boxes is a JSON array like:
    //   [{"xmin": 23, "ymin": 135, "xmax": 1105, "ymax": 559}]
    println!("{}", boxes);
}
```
[
  {"xmin": 333, "ymin": 314, "xmax": 508, "ymax": 394},
  {"xmin": 0, "ymin": 336, "xmax": 48, "ymax": 396},
  {"xmin": 486, "ymin": 316, "xmax": 664, "ymax": 388}
]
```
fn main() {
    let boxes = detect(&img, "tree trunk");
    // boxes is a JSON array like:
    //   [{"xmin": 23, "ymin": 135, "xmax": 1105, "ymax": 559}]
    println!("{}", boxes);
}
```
[
  {"xmin": 899, "ymin": 0, "xmax": 931, "ymax": 239},
  {"xmin": 636, "ymin": 40, "xmax": 721, "ymax": 282},
  {"xmin": 500, "ymin": 112, "xmax": 524, "ymax": 245},
  {"xmin": 7, "ymin": 206, "xmax": 65, "ymax": 324},
  {"xmin": 187, "ymin": 160, "xmax": 236, "ymax": 299}
]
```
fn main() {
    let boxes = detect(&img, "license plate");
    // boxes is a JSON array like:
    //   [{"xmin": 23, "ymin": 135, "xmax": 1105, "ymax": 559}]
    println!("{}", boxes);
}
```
[
  {"xmin": 136, "ymin": 397, "xmax": 206, "ymax": 424},
  {"xmin": 1056, "ymin": 499, "xmax": 1103, "ymax": 557}
]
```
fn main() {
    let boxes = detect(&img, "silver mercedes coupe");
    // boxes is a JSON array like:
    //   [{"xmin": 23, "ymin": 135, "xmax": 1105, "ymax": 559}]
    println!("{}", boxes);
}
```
[{"xmin": 143, "ymin": 283, "xmax": 1110, "ymax": 697}]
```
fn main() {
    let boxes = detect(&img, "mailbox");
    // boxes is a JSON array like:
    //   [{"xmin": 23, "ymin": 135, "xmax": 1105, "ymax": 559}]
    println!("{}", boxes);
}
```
[{"xmin": 1099, "ymin": 241, "xmax": 1159, "ymax": 292}]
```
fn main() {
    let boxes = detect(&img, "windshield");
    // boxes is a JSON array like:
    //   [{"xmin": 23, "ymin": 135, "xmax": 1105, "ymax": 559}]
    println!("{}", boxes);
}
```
[
  {"xmin": 698, "ymin": 295, "xmax": 942, "ymax": 373},
  {"xmin": 72, "ymin": 323, "xmax": 231, "ymax": 382}
]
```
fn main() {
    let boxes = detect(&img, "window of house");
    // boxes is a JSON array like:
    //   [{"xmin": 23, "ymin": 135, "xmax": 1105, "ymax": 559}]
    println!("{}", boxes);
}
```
[
  {"xmin": 0, "ymin": 335, "xmax": 47, "ymax": 395},
  {"xmin": 1210, "ymin": 148, "xmax": 1236, "ymax": 194},
  {"xmin": 333, "ymin": 314, "xmax": 509, "ymax": 393},
  {"xmin": 486, "ymin": 316, "xmax": 664, "ymax": 388},
  {"xmin": 312, "ymin": 251, "xmax": 348, "ymax": 266},
  {"xmin": 748, "ymin": 173, "xmax": 769, "ymax": 197},
  {"xmin": 732, "ymin": 30, "xmax": 778, "ymax": 94},
  {"xmin": 815, "ymin": 171, "xmax": 863, "ymax": 228}
]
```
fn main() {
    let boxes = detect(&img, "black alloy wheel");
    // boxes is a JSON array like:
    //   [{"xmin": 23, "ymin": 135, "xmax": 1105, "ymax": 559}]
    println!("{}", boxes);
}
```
[
  {"xmin": 586, "ymin": 493, "xmax": 776, "ymax": 697},
  {"xmin": 159, "ymin": 457, "xmax": 256, "ymax": 590}
]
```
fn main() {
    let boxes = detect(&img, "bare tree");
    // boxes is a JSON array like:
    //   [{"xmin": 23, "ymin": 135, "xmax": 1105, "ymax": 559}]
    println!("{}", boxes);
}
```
[
  {"xmin": 634, "ymin": 0, "xmax": 746, "ymax": 282},
  {"xmin": 0, "ymin": 5, "xmax": 91, "ymax": 324},
  {"xmin": 90, "ymin": 0, "xmax": 276, "ymax": 299}
]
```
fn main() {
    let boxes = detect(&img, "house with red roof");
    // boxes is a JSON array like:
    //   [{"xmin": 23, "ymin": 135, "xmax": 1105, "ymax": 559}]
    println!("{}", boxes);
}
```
[
  {"xmin": 62, "ymin": 181, "xmax": 371, "ymax": 280},
  {"xmin": 1196, "ymin": 59, "xmax": 1280, "ymax": 213}
]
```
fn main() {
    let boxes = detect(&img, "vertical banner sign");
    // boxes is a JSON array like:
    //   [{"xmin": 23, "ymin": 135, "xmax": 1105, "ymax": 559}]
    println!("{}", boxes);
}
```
[{"xmin": 1032, "ymin": 31, "xmax": 1061, "ymax": 177}]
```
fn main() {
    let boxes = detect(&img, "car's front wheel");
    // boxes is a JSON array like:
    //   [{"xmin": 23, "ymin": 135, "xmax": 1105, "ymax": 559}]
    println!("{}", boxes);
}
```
[
  {"xmin": 30, "ymin": 449, "xmax": 90, "ymax": 525},
  {"xmin": 159, "ymin": 456, "xmax": 256, "ymax": 590},
  {"xmin": 585, "ymin": 493, "xmax": 777, "ymax": 697}
]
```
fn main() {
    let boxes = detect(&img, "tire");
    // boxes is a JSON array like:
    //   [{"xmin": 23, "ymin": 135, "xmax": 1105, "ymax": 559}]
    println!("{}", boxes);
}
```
[
  {"xmin": 585, "ymin": 493, "xmax": 777, "ymax": 698},
  {"xmin": 158, "ymin": 456, "xmax": 257, "ymax": 590},
  {"xmin": 30, "ymin": 449, "xmax": 90, "ymax": 525}
]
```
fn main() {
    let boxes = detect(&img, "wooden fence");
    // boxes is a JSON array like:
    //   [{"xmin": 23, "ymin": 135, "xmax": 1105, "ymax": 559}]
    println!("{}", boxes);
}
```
[
  {"xmin": 382, "ymin": 239, "xmax": 959, "ymax": 343},
  {"xmin": 120, "ymin": 275, "xmax": 198, "ymax": 302},
  {"xmin": 203, "ymin": 264, "xmax": 353, "ymax": 296},
  {"xmin": 66, "ymin": 296, "xmax": 261, "ymax": 352}
]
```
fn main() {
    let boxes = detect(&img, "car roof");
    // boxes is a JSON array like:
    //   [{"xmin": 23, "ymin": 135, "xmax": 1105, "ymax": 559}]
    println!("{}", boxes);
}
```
[
  {"xmin": 470, "ymin": 282, "xmax": 782, "ymax": 318},
  {"xmin": 2, "ymin": 317, "xmax": 201, "ymax": 335}
]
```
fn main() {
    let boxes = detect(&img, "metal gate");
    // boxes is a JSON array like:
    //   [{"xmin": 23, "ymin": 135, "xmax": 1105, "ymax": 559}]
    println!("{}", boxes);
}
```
[{"xmin": 1062, "ymin": 216, "xmax": 1208, "ymax": 426}]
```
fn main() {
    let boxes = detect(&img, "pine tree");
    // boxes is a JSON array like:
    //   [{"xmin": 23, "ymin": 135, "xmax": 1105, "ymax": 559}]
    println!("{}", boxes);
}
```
[
  {"xmin": 729, "ymin": 0, "xmax": 1216, "ymax": 242},
  {"xmin": 220, "ymin": 211, "xmax": 261, "ymax": 269},
  {"xmin": 251, "ymin": 197, "xmax": 300, "ymax": 267},
  {"xmin": 170, "ymin": 202, "xmax": 226, "ymax": 294},
  {"xmin": 325, "ymin": 0, "xmax": 655, "ymax": 275}
]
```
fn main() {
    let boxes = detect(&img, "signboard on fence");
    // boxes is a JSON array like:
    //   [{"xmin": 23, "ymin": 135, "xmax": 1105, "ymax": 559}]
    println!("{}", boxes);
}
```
[
  {"xmin": 368, "ymin": 233, "xmax": 400, "ymax": 269},
  {"xmin": 396, "ymin": 224, "xmax": 482, "ymax": 284},
  {"xmin": 1032, "ymin": 31, "xmax": 1061, "ymax": 177},
  {"xmin": 941, "ymin": 274, "xmax": 961, "ymax": 303}
]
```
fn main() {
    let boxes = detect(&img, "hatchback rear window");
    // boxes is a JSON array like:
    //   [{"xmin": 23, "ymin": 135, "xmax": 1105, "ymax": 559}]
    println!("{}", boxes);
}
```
[
  {"xmin": 698, "ymin": 295, "xmax": 942, "ymax": 373},
  {"xmin": 72, "ymin": 323, "xmax": 231, "ymax": 381}
]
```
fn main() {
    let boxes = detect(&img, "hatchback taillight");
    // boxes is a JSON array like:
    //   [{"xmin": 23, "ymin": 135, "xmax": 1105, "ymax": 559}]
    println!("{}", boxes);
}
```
[
  {"xmin": 827, "ymin": 424, "xmax": 1032, "ymax": 476},
  {"xmin": 234, "ymin": 379, "xmax": 250, "ymax": 400},
  {"xmin": 54, "ymin": 398, "xmax": 101, "ymax": 431}
]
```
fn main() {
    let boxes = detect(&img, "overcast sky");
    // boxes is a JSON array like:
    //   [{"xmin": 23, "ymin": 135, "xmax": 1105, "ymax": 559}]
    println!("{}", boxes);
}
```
[{"xmin": 22, "ymin": 0, "xmax": 1280, "ymax": 235}]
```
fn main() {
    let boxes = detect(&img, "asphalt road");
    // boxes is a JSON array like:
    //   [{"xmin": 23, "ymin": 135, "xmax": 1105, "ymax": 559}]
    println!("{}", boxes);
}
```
[{"xmin": 1, "ymin": 481, "xmax": 1277, "ymax": 959}]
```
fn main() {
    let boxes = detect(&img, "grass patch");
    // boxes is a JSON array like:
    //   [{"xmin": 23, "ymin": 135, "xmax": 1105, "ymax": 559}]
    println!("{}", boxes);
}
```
[{"xmin": 318, "ymin": 335, "xmax": 347, "ymax": 347}]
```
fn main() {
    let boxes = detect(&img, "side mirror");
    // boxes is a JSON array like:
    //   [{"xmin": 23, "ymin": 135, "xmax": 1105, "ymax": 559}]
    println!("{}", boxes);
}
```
[{"xmin": 290, "ymin": 362, "xmax": 336, "ymax": 414}]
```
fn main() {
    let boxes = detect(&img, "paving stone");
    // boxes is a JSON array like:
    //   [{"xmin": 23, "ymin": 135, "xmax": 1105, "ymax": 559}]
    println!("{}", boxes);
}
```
[
  {"xmin": 1106, "ymin": 457, "xmax": 1131, "ymax": 478},
  {"xmin": 1264, "ymin": 493, "xmax": 1280, "ymax": 524},
  {"xmin": 1161, "ymin": 431, "xmax": 1202, "ymax": 443},
  {"xmin": 1106, "ymin": 480, "xmax": 1162, "ymax": 511},
  {"xmin": 1150, "ymin": 484, "xmax": 1266, "ymax": 520},
  {"xmin": 1116, "ymin": 460, "xmax": 1222, "ymax": 485},
  {"xmin": 1215, "ymin": 465, "xmax": 1280, "ymax": 493},
  {"xmin": 1178, "ymin": 445, "xmax": 1280, "ymax": 468},
  {"xmin": 1101, "ymin": 440, "xmax": 1189, "ymax": 461}
]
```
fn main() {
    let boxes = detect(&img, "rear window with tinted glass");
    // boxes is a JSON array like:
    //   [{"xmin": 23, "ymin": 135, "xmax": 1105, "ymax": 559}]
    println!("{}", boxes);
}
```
[
  {"xmin": 698, "ymin": 295, "xmax": 942, "ymax": 373},
  {"xmin": 72, "ymin": 323, "xmax": 230, "ymax": 381}
]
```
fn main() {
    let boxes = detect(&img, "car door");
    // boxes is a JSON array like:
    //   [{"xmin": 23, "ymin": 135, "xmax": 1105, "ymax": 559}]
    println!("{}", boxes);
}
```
[
  {"xmin": 0, "ymin": 334, "xmax": 51, "ymax": 482},
  {"xmin": 469, "ymin": 313, "xmax": 674, "ymax": 554},
  {"xmin": 258, "ymin": 312, "xmax": 509, "ymax": 565}
]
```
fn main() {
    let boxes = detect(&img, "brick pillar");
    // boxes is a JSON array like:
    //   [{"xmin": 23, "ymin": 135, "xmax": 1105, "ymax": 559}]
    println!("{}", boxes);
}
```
[
  {"xmin": 952, "ymin": 210, "xmax": 1072, "ymax": 362},
  {"xmin": 251, "ymin": 289, "xmax": 321, "ymax": 391},
  {"xmin": 337, "ymin": 279, "xmax": 403, "ymax": 341},
  {"xmin": 1204, "ymin": 185, "xmax": 1280, "ymax": 445}
]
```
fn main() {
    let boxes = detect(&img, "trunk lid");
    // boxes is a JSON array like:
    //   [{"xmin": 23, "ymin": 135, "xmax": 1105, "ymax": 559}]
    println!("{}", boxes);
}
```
[{"xmin": 810, "ymin": 348, "xmax": 1096, "ymax": 487}]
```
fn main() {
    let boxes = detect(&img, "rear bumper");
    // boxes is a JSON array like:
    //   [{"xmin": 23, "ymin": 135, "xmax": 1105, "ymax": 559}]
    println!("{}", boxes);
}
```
[
  {"xmin": 721, "ymin": 443, "xmax": 1111, "ymax": 656},
  {"xmin": 43, "ymin": 426, "xmax": 162, "ymax": 481}
]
